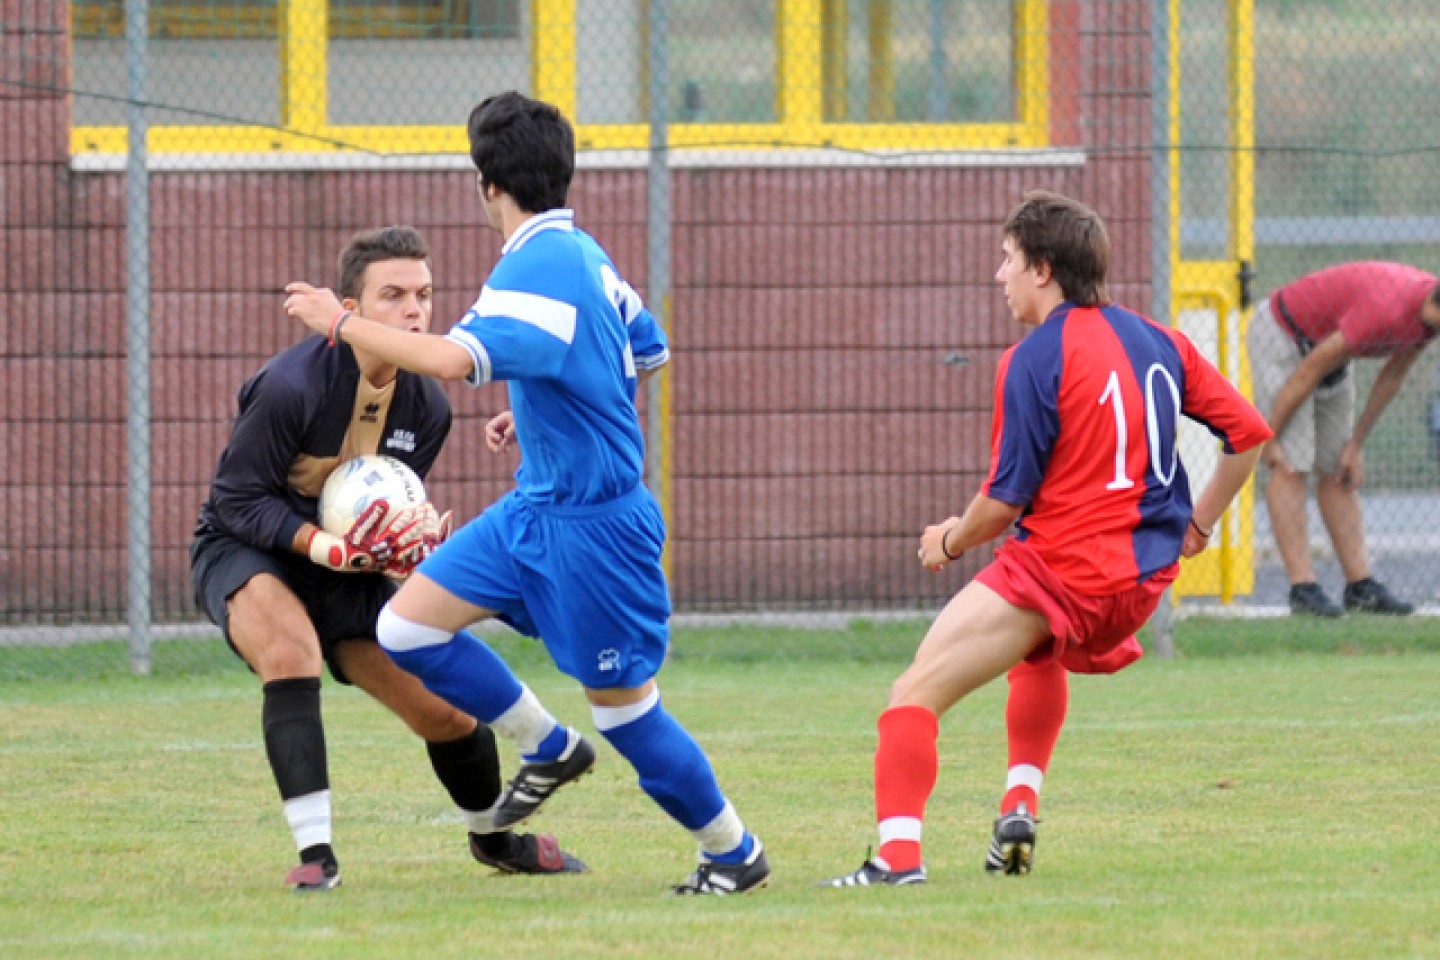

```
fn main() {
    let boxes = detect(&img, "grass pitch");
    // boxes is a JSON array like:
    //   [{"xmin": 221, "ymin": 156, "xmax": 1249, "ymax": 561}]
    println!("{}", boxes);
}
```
[{"xmin": 1, "ymin": 621, "xmax": 1437, "ymax": 959}]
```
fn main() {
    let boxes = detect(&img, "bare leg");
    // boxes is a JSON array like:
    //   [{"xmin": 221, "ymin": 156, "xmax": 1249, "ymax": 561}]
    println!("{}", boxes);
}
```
[
  {"xmin": 335, "ymin": 640, "xmax": 476, "ymax": 742},
  {"xmin": 890, "ymin": 580, "xmax": 1052, "ymax": 715},
  {"xmin": 1316, "ymin": 471, "xmax": 1370, "ymax": 584},
  {"xmin": 1266, "ymin": 466, "xmax": 1315, "ymax": 585},
  {"xmin": 226, "ymin": 574, "xmax": 336, "ymax": 886},
  {"xmin": 868, "ymin": 581, "xmax": 1050, "ymax": 874}
]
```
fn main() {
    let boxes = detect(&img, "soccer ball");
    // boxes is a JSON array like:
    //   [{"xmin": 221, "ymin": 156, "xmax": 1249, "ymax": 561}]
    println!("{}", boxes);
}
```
[{"xmin": 318, "ymin": 454, "xmax": 427, "ymax": 535}]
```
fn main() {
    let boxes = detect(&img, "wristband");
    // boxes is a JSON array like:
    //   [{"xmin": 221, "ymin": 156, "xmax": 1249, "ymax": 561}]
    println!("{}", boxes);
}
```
[
  {"xmin": 1189, "ymin": 517, "xmax": 1212, "ymax": 539},
  {"xmin": 307, "ymin": 527, "xmax": 340, "ymax": 568},
  {"xmin": 940, "ymin": 527, "xmax": 961, "ymax": 561},
  {"xmin": 328, "ymin": 308, "xmax": 353, "ymax": 346}
]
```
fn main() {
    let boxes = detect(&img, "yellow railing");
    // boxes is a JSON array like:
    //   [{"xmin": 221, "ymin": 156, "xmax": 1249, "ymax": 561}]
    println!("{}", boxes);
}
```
[
  {"xmin": 1166, "ymin": 0, "xmax": 1258, "ymax": 602},
  {"xmin": 72, "ymin": 0, "xmax": 1050, "ymax": 157}
]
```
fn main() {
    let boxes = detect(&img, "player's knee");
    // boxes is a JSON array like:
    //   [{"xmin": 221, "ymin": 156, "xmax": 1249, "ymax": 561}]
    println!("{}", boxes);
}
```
[
  {"xmin": 376, "ymin": 604, "xmax": 454, "ymax": 655},
  {"xmin": 251, "ymin": 631, "xmax": 323, "ymax": 680}
]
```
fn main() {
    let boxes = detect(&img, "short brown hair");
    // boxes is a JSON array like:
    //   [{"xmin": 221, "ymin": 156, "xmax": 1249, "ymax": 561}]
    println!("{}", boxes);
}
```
[
  {"xmin": 1003, "ymin": 190, "xmax": 1111, "ymax": 307},
  {"xmin": 336, "ymin": 225, "xmax": 430, "ymax": 301}
]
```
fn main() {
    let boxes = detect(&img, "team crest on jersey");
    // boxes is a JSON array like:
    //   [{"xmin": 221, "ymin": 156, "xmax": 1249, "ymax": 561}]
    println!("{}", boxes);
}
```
[{"xmin": 385, "ymin": 429, "xmax": 417, "ymax": 453}]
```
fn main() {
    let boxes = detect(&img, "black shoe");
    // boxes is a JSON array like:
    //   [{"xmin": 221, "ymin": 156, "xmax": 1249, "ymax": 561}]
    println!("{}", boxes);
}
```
[
  {"xmin": 673, "ymin": 844, "xmax": 771, "ymax": 896},
  {"xmin": 492, "ymin": 734, "xmax": 597, "ymax": 830},
  {"xmin": 1289, "ymin": 582, "xmax": 1343, "ymax": 618},
  {"xmin": 285, "ymin": 860, "xmax": 341, "ymax": 893},
  {"xmin": 1343, "ymin": 578, "xmax": 1414, "ymax": 615},
  {"xmin": 470, "ymin": 832, "xmax": 589, "ymax": 874},
  {"xmin": 984, "ymin": 804, "xmax": 1038, "ymax": 876},
  {"xmin": 818, "ymin": 855, "xmax": 927, "ymax": 888}
]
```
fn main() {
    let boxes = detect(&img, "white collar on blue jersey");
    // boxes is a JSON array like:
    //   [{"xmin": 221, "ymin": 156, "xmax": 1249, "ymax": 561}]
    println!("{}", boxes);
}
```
[{"xmin": 502, "ymin": 208, "xmax": 575, "ymax": 254}]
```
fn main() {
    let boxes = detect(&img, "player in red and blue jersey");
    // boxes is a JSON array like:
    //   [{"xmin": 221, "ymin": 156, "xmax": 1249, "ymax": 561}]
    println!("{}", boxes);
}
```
[{"xmin": 822, "ymin": 191, "xmax": 1272, "ymax": 889}]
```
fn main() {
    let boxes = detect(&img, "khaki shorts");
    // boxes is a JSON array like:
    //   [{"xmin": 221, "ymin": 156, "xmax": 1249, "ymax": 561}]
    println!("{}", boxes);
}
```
[{"xmin": 1246, "ymin": 298, "xmax": 1355, "ymax": 474}]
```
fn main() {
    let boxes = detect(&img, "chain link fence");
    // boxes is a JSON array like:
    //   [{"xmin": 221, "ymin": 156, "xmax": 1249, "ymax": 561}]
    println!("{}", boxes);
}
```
[{"xmin": 2, "ymin": 0, "xmax": 1438, "ymax": 677}]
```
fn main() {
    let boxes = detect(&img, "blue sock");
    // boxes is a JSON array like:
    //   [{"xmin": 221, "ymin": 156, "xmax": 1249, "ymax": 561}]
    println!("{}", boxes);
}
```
[
  {"xmin": 385, "ymin": 630, "xmax": 524, "ymax": 725},
  {"xmin": 706, "ymin": 834, "xmax": 757, "ymax": 864},
  {"xmin": 524, "ymin": 724, "xmax": 572, "ymax": 765},
  {"xmin": 597, "ymin": 700, "xmax": 731, "ymax": 834}
]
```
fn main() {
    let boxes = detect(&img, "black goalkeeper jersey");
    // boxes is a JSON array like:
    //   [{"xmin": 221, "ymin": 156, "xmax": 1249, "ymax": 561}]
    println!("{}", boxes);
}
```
[{"xmin": 196, "ymin": 335, "xmax": 452, "ymax": 552}]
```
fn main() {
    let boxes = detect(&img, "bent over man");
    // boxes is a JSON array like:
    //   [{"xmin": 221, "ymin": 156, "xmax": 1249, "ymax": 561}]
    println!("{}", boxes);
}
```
[{"xmin": 1247, "ymin": 261, "xmax": 1440, "ymax": 617}]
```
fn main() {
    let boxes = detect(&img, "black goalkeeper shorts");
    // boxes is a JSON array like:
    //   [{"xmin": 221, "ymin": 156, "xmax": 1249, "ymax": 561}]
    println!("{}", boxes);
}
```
[{"xmin": 190, "ymin": 528, "xmax": 399, "ymax": 685}]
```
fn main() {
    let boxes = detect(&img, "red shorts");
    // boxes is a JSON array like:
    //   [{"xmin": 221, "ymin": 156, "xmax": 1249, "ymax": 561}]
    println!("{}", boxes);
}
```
[{"xmin": 974, "ymin": 539, "xmax": 1177, "ymax": 675}]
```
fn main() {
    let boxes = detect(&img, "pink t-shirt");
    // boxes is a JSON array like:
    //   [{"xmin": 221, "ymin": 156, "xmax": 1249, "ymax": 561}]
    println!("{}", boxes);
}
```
[{"xmin": 1274, "ymin": 261, "xmax": 1438, "ymax": 357}]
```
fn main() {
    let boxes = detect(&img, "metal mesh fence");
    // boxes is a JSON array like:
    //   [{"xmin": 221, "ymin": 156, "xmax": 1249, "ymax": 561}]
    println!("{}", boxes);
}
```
[{"xmin": 2, "ymin": 0, "xmax": 1439, "ymax": 677}]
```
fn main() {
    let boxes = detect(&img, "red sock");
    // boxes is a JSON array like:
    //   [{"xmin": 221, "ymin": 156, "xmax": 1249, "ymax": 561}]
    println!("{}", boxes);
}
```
[
  {"xmin": 1001, "ymin": 659, "xmax": 1068, "ymax": 815},
  {"xmin": 874, "ymin": 705, "xmax": 939, "ymax": 872}
]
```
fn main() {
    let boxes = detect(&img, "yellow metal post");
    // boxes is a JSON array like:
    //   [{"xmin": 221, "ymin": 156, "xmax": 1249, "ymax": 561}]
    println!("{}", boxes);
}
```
[
  {"xmin": 1169, "ymin": 0, "xmax": 1259, "ymax": 603},
  {"xmin": 865, "ymin": 0, "xmax": 892, "ymax": 121},
  {"xmin": 1015, "ymin": 0, "xmax": 1050, "ymax": 136},
  {"xmin": 532, "ymin": 0, "xmax": 577, "ymax": 119},
  {"xmin": 778, "ymin": 0, "xmax": 824, "ymax": 129},
  {"xmin": 280, "ymin": 0, "xmax": 327, "ymax": 135},
  {"xmin": 820, "ymin": 0, "xmax": 847, "ymax": 121}
]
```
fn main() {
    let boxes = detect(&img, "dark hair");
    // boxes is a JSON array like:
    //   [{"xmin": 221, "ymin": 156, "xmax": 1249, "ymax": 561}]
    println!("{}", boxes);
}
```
[
  {"xmin": 1003, "ymin": 190, "xmax": 1111, "ymax": 307},
  {"xmin": 336, "ymin": 225, "xmax": 430, "ymax": 301},
  {"xmin": 467, "ymin": 91, "xmax": 575, "ymax": 213}
]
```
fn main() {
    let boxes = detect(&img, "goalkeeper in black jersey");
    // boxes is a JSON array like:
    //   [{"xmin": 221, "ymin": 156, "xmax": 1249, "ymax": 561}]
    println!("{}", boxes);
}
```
[{"xmin": 192, "ymin": 225, "xmax": 585, "ymax": 891}]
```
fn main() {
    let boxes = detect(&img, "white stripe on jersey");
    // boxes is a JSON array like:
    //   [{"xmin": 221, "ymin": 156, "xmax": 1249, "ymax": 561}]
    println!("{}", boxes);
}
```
[
  {"xmin": 445, "ymin": 328, "xmax": 494, "ymax": 384},
  {"xmin": 634, "ymin": 347, "xmax": 670, "ymax": 371},
  {"xmin": 475, "ymin": 285, "xmax": 578, "ymax": 345},
  {"xmin": 615, "ymin": 278, "xmax": 644, "ymax": 324},
  {"xmin": 502, "ymin": 208, "xmax": 575, "ymax": 254}
]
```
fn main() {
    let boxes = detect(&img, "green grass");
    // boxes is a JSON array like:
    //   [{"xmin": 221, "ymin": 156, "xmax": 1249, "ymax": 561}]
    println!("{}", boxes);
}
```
[{"xmin": 2, "ymin": 625, "xmax": 1439, "ymax": 959}]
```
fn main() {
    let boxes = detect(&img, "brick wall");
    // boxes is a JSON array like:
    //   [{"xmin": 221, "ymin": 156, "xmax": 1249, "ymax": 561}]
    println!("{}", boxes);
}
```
[{"xmin": 1, "ymin": 0, "xmax": 1155, "ymax": 619}]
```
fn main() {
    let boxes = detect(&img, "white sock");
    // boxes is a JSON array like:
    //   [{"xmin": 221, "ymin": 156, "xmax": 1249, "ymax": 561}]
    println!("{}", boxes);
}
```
[
  {"xmin": 462, "ymin": 801, "xmax": 503, "ymax": 835},
  {"xmin": 284, "ymin": 789, "xmax": 331, "ymax": 852},
  {"xmin": 488, "ymin": 685, "xmax": 561, "ymax": 756},
  {"xmin": 694, "ymin": 800, "xmax": 747, "ymax": 859}
]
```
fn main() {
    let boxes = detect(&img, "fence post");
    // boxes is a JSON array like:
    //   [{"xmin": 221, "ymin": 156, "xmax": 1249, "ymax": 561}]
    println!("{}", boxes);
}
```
[
  {"xmin": 1149, "ymin": 0, "xmax": 1176, "ymax": 659},
  {"xmin": 124, "ymin": 0, "xmax": 153, "ymax": 675},
  {"xmin": 645, "ymin": 0, "xmax": 671, "ymax": 520}
]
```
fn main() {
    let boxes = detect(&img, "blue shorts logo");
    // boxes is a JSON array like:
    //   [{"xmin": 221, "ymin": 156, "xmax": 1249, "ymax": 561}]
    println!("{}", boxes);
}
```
[{"xmin": 597, "ymin": 648, "xmax": 621, "ymax": 672}]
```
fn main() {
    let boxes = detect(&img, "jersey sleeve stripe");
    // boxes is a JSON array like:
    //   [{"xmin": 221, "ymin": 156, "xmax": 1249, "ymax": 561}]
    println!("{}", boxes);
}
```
[
  {"xmin": 634, "ymin": 347, "xmax": 670, "ymax": 371},
  {"xmin": 617, "ymin": 280, "xmax": 645, "ymax": 324},
  {"xmin": 476, "ymin": 286, "xmax": 578, "ymax": 344},
  {"xmin": 445, "ymin": 328, "xmax": 494, "ymax": 385}
]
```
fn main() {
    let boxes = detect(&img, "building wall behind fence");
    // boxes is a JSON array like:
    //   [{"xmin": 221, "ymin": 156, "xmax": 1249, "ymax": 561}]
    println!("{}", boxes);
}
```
[
  {"xmin": 0, "ymin": 160, "xmax": 1153, "ymax": 619},
  {"xmin": 1, "ymin": 0, "xmax": 1159, "ymax": 625}
]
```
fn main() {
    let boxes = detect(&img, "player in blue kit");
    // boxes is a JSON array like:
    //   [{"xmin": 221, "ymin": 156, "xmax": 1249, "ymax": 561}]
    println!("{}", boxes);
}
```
[{"xmin": 284, "ymin": 92, "xmax": 769, "ymax": 896}]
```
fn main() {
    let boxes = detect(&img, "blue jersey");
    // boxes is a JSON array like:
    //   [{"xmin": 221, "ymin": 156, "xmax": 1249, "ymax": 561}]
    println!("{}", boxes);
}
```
[{"xmin": 445, "ymin": 209, "xmax": 669, "ymax": 506}]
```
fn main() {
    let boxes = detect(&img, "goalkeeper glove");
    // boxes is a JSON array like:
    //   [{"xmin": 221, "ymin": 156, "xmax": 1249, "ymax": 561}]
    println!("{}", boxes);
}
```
[
  {"xmin": 307, "ymin": 500, "xmax": 395, "ymax": 572},
  {"xmin": 383, "ymin": 504, "xmax": 454, "ymax": 579}
]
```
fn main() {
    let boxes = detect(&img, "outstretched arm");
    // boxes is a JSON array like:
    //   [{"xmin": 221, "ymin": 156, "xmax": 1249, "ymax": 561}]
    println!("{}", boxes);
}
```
[{"xmin": 284, "ymin": 282, "xmax": 475, "ymax": 381}]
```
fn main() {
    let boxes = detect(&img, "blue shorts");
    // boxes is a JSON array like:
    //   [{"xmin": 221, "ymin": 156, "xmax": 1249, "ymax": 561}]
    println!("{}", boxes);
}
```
[{"xmin": 419, "ymin": 485, "xmax": 671, "ymax": 688}]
